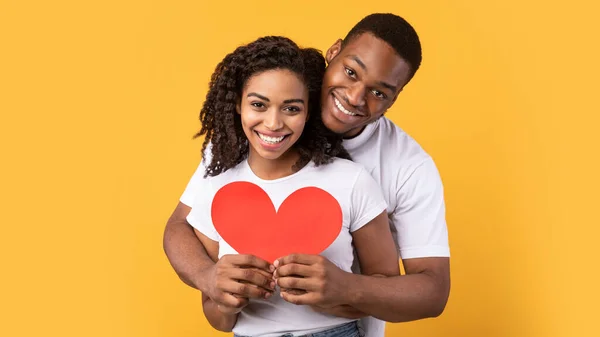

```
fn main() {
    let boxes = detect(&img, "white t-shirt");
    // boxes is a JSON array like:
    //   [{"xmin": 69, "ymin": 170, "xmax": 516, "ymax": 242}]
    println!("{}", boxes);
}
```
[
  {"xmin": 341, "ymin": 117, "xmax": 450, "ymax": 337},
  {"xmin": 186, "ymin": 158, "xmax": 388, "ymax": 337},
  {"xmin": 180, "ymin": 117, "xmax": 450, "ymax": 337}
]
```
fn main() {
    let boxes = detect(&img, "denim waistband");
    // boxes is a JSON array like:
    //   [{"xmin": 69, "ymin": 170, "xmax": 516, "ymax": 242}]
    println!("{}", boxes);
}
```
[{"xmin": 234, "ymin": 320, "xmax": 360, "ymax": 337}]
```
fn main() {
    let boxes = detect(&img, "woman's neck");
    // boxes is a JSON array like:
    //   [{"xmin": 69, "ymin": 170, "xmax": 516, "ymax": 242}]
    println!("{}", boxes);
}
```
[{"xmin": 247, "ymin": 149, "xmax": 302, "ymax": 180}]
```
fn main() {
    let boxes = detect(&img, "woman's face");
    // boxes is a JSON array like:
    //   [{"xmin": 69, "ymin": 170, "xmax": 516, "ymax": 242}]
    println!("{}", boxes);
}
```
[{"xmin": 238, "ymin": 69, "xmax": 309, "ymax": 162}]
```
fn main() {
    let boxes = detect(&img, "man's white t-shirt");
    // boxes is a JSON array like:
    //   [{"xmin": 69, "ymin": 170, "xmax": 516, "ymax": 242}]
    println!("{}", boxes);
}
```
[
  {"xmin": 186, "ymin": 158, "xmax": 388, "ymax": 337},
  {"xmin": 180, "ymin": 117, "xmax": 450, "ymax": 337}
]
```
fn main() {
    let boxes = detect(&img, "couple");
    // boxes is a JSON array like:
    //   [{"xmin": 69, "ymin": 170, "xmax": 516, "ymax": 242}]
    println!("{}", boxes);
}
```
[{"xmin": 164, "ymin": 13, "xmax": 451, "ymax": 337}]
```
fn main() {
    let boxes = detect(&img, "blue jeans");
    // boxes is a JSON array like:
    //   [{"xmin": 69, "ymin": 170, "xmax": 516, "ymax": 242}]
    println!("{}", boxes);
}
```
[{"xmin": 234, "ymin": 321, "xmax": 360, "ymax": 337}]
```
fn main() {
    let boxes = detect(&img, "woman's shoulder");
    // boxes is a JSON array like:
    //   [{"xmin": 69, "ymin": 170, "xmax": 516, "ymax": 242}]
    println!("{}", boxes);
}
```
[{"xmin": 201, "ymin": 160, "xmax": 249, "ymax": 186}]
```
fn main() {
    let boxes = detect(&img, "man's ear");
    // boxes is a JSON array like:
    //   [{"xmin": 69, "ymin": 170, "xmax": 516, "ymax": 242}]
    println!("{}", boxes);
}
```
[{"xmin": 326, "ymin": 39, "xmax": 343, "ymax": 64}]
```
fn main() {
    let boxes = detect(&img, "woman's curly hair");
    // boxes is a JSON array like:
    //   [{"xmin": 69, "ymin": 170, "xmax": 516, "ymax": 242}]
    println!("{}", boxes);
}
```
[{"xmin": 195, "ymin": 36, "xmax": 350, "ymax": 177}]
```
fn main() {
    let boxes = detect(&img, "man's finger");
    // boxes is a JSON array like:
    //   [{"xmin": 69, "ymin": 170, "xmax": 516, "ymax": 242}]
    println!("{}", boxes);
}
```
[
  {"xmin": 275, "ymin": 254, "xmax": 320, "ymax": 267},
  {"xmin": 274, "ymin": 263, "xmax": 314, "ymax": 278},
  {"xmin": 243, "ymin": 267, "xmax": 275, "ymax": 281},
  {"xmin": 227, "ymin": 267, "xmax": 275, "ymax": 291},
  {"xmin": 280, "ymin": 288, "xmax": 306, "ymax": 296},
  {"xmin": 276, "ymin": 275, "xmax": 318, "ymax": 292},
  {"xmin": 279, "ymin": 290, "xmax": 319, "ymax": 305},
  {"xmin": 219, "ymin": 280, "xmax": 273, "ymax": 299},
  {"xmin": 225, "ymin": 254, "xmax": 275, "ymax": 272},
  {"xmin": 214, "ymin": 291, "xmax": 249, "ymax": 310}
]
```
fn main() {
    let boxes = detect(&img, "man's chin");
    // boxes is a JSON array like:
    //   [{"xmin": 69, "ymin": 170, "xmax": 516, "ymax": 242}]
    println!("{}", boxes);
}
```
[
  {"xmin": 325, "ymin": 120, "xmax": 366, "ymax": 138},
  {"xmin": 322, "ymin": 114, "xmax": 352, "ymax": 135}
]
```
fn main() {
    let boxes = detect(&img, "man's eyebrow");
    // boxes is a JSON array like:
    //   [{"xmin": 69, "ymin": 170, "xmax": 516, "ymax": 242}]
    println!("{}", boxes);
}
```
[
  {"xmin": 347, "ymin": 55, "xmax": 366, "ymax": 70},
  {"xmin": 378, "ymin": 81, "xmax": 397, "ymax": 93},
  {"xmin": 347, "ymin": 55, "xmax": 397, "ymax": 93},
  {"xmin": 247, "ymin": 92, "xmax": 269, "ymax": 101}
]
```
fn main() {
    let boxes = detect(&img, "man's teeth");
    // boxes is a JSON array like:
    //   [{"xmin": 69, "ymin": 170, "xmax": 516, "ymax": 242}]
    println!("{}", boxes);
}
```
[
  {"xmin": 257, "ymin": 132, "xmax": 285, "ymax": 144},
  {"xmin": 334, "ymin": 97, "xmax": 358, "ymax": 116}
]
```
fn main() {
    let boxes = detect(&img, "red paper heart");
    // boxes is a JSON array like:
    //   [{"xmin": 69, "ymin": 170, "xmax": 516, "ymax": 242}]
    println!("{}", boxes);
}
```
[{"xmin": 211, "ymin": 181, "xmax": 343, "ymax": 263}]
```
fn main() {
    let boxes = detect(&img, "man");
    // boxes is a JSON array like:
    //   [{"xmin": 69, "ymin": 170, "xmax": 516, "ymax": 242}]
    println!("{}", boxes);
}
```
[{"xmin": 164, "ymin": 13, "xmax": 450, "ymax": 337}]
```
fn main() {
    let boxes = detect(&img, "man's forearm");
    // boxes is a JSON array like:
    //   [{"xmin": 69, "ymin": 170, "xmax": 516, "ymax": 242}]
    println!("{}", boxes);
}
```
[
  {"xmin": 345, "ymin": 272, "xmax": 449, "ymax": 323},
  {"xmin": 311, "ymin": 304, "xmax": 367, "ymax": 319},
  {"xmin": 163, "ymin": 215, "xmax": 214, "ymax": 292}
]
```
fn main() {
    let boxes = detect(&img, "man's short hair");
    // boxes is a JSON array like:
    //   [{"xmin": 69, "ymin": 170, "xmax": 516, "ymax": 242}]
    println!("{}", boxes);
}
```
[{"xmin": 344, "ymin": 13, "xmax": 422, "ymax": 81}]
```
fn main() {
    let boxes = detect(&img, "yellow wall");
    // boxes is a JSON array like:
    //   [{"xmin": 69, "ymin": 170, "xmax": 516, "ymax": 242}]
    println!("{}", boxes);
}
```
[{"xmin": 1, "ymin": 1, "xmax": 599, "ymax": 336}]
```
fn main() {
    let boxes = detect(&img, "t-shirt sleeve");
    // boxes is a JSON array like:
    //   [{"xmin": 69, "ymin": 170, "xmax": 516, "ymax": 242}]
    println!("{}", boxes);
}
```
[
  {"xmin": 393, "ymin": 157, "xmax": 450, "ymax": 259},
  {"xmin": 185, "ymin": 178, "xmax": 221, "ymax": 241},
  {"xmin": 180, "ymin": 144, "xmax": 212, "ymax": 207},
  {"xmin": 349, "ymin": 168, "xmax": 388, "ymax": 232}
]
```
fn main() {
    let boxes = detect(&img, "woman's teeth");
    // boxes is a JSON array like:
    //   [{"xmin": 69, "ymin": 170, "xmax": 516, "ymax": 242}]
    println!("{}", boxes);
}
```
[
  {"xmin": 257, "ymin": 132, "xmax": 285, "ymax": 144},
  {"xmin": 334, "ymin": 97, "xmax": 357, "ymax": 116}
]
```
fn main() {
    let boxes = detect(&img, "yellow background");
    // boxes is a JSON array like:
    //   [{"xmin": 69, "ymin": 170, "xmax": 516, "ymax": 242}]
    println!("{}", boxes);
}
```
[{"xmin": 1, "ymin": 0, "xmax": 599, "ymax": 336}]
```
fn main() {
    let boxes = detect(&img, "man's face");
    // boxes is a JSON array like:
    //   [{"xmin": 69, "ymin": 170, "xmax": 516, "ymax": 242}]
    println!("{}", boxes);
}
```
[{"xmin": 320, "ymin": 33, "xmax": 413, "ymax": 137}]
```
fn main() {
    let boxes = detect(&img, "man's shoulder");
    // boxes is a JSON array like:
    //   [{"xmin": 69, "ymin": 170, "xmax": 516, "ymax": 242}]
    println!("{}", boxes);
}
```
[{"xmin": 371, "ymin": 117, "xmax": 432, "ymax": 166}]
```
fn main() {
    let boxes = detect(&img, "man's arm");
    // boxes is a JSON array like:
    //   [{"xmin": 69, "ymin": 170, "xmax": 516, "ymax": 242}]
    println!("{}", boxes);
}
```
[
  {"xmin": 202, "ymin": 294, "xmax": 239, "ymax": 332},
  {"xmin": 277, "ymin": 210, "xmax": 400, "ymax": 320},
  {"xmin": 276, "ymin": 255, "xmax": 449, "ymax": 322},
  {"xmin": 275, "ymin": 158, "xmax": 451, "ymax": 322},
  {"xmin": 346, "ymin": 156, "xmax": 450, "ymax": 322},
  {"xmin": 163, "ymin": 201, "xmax": 276, "ymax": 298},
  {"xmin": 163, "ymin": 202, "xmax": 214, "ymax": 292},
  {"xmin": 346, "ymin": 257, "xmax": 450, "ymax": 322},
  {"xmin": 192, "ymin": 228, "xmax": 239, "ymax": 332}
]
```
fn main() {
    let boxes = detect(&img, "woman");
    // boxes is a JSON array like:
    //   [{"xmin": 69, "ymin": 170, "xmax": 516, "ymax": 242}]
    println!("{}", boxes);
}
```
[{"xmin": 186, "ymin": 36, "xmax": 399, "ymax": 337}]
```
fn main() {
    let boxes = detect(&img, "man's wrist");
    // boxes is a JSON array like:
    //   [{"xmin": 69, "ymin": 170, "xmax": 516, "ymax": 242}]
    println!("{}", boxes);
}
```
[
  {"xmin": 345, "ymin": 273, "xmax": 388, "ymax": 308},
  {"xmin": 340, "ymin": 272, "xmax": 366, "ymax": 306},
  {"xmin": 217, "ymin": 304, "xmax": 243, "ymax": 316},
  {"xmin": 192, "ymin": 263, "xmax": 214, "ymax": 294}
]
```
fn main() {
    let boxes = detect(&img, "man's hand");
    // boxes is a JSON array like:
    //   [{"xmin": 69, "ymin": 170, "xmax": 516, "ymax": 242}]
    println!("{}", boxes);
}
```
[
  {"xmin": 205, "ymin": 254, "xmax": 275, "ymax": 313},
  {"xmin": 273, "ymin": 254, "xmax": 351, "ymax": 308}
]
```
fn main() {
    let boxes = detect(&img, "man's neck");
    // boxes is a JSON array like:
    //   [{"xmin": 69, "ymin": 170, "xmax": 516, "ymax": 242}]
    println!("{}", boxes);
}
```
[{"xmin": 342, "ymin": 126, "xmax": 367, "ymax": 139}]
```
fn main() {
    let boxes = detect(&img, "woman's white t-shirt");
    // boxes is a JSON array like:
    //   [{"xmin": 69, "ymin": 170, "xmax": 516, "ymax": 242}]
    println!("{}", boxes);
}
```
[{"xmin": 187, "ymin": 158, "xmax": 387, "ymax": 337}]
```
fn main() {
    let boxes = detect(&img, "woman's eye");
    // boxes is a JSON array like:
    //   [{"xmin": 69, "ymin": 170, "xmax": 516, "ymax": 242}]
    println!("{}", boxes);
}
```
[
  {"xmin": 284, "ymin": 106, "xmax": 300, "ymax": 113},
  {"xmin": 251, "ymin": 102, "xmax": 264, "ymax": 108}
]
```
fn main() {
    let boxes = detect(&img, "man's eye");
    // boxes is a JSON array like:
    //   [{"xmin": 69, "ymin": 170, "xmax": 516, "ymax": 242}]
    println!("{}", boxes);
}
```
[{"xmin": 372, "ymin": 90, "xmax": 386, "ymax": 99}]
